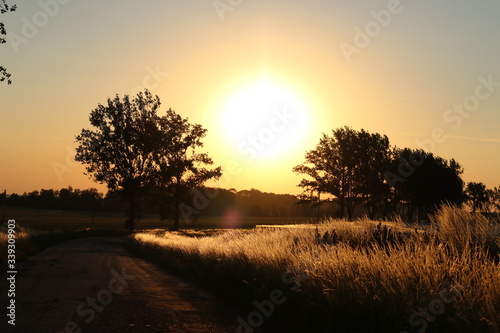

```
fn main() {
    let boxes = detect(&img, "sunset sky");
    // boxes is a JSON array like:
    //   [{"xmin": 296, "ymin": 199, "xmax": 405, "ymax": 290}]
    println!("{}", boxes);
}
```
[{"xmin": 1, "ymin": 0, "xmax": 499, "ymax": 195}]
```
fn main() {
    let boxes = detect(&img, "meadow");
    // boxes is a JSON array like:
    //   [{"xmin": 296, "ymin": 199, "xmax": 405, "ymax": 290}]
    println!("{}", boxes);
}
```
[
  {"xmin": 129, "ymin": 206, "xmax": 500, "ymax": 333},
  {"xmin": 1, "ymin": 206, "xmax": 314, "ymax": 230},
  {"xmin": 0, "ymin": 206, "xmax": 312, "ymax": 264}
]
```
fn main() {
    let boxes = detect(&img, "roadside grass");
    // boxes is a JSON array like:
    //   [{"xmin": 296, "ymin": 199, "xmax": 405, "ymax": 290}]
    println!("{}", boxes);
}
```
[{"xmin": 129, "ymin": 206, "xmax": 500, "ymax": 333}]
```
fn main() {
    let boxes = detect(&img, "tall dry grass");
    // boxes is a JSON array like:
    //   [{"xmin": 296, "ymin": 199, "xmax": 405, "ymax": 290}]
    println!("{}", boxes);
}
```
[
  {"xmin": 0, "ymin": 225, "xmax": 52, "ymax": 264},
  {"xmin": 130, "ymin": 206, "xmax": 500, "ymax": 332}
]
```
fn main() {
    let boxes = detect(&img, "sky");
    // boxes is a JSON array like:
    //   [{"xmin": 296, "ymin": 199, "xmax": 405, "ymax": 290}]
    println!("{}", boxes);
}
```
[{"xmin": 1, "ymin": 0, "xmax": 499, "ymax": 196}]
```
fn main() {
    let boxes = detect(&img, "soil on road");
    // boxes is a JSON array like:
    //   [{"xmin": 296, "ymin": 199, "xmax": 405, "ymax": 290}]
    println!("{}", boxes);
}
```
[{"xmin": 0, "ymin": 237, "xmax": 240, "ymax": 333}]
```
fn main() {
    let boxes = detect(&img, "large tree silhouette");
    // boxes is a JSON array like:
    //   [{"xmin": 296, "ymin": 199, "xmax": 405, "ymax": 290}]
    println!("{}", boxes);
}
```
[
  {"xmin": 75, "ymin": 90, "xmax": 164, "ymax": 230},
  {"xmin": 293, "ymin": 126, "xmax": 390, "ymax": 220},
  {"xmin": 388, "ymin": 148, "xmax": 465, "ymax": 221},
  {"xmin": 75, "ymin": 90, "xmax": 220, "ymax": 230},
  {"xmin": 295, "ymin": 127, "xmax": 466, "ymax": 221},
  {"xmin": 152, "ymin": 109, "xmax": 221, "ymax": 229},
  {"xmin": 0, "ymin": 0, "xmax": 16, "ymax": 85}
]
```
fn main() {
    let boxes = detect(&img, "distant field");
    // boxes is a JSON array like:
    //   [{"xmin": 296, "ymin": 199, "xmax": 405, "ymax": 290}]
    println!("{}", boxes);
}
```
[{"xmin": 1, "ymin": 206, "xmax": 316, "ymax": 230}]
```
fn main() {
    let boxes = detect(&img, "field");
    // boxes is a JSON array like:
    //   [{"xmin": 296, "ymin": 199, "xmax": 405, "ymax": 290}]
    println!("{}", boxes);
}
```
[
  {"xmin": 2, "ymin": 206, "xmax": 500, "ymax": 332},
  {"xmin": 1, "ymin": 206, "xmax": 315, "ymax": 230},
  {"xmin": 0, "ymin": 206, "xmax": 314, "ymax": 264},
  {"xmin": 129, "ymin": 206, "xmax": 500, "ymax": 333}
]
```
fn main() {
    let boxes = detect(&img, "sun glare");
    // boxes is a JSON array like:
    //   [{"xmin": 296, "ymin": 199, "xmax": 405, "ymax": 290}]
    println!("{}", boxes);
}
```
[{"xmin": 219, "ymin": 80, "xmax": 310, "ymax": 162}]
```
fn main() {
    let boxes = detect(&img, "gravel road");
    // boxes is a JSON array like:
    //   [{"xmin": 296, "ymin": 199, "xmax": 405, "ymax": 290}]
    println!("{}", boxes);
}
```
[{"xmin": 0, "ymin": 237, "xmax": 240, "ymax": 333}]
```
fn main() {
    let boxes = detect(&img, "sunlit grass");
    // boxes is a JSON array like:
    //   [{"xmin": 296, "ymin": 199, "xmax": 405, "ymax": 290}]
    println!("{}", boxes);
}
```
[
  {"xmin": 0, "ymin": 225, "xmax": 63, "ymax": 264},
  {"xmin": 130, "ymin": 206, "xmax": 500, "ymax": 332}
]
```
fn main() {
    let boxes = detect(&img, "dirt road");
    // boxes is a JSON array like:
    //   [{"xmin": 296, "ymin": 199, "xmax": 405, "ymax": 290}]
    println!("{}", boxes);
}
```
[{"xmin": 0, "ymin": 237, "xmax": 240, "ymax": 333}]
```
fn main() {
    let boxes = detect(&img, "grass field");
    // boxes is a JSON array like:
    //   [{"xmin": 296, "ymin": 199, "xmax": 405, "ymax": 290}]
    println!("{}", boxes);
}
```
[
  {"xmin": 0, "ymin": 206, "xmax": 315, "ymax": 265},
  {"xmin": 1, "ymin": 206, "xmax": 316, "ymax": 230},
  {"xmin": 2, "ymin": 205, "xmax": 499, "ymax": 332},
  {"xmin": 129, "ymin": 206, "xmax": 500, "ymax": 333}
]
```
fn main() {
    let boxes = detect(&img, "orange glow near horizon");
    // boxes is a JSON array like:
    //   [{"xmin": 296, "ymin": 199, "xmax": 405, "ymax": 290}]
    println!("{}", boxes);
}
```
[{"xmin": 1, "ymin": 2, "xmax": 499, "ymax": 195}]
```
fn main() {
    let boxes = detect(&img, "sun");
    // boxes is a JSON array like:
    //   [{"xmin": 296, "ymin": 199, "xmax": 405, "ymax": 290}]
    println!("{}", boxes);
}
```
[{"xmin": 219, "ymin": 80, "xmax": 310, "ymax": 162}]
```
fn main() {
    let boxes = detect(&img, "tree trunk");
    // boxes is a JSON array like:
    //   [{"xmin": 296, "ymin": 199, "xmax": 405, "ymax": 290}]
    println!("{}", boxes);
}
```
[
  {"xmin": 407, "ymin": 203, "xmax": 414, "ymax": 222},
  {"xmin": 125, "ymin": 190, "xmax": 136, "ymax": 231},
  {"xmin": 172, "ymin": 179, "xmax": 181, "ymax": 230},
  {"xmin": 339, "ymin": 196, "xmax": 345, "ymax": 218},
  {"xmin": 173, "ymin": 198, "xmax": 180, "ymax": 230},
  {"xmin": 316, "ymin": 192, "xmax": 321, "ymax": 223},
  {"xmin": 347, "ymin": 198, "xmax": 355, "ymax": 221}
]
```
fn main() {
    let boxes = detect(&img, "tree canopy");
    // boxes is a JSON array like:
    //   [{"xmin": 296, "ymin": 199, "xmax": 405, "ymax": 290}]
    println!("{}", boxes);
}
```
[
  {"xmin": 293, "ymin": 126, "xmax": 390, "ymax": 220},
  {"xmin": 388, "ymin": 148, "xmax": 465, "ymax": 221},
  {"xmin": 466, "ymin": 182, "xmax": 489, "ymax": 213},
  {"xmin": 0, "ymin": 0, "xmax": 16, "ymax": 85}
]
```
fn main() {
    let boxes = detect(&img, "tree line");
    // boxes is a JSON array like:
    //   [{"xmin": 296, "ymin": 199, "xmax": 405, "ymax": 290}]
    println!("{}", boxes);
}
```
[
  {"xmin": 2, "ymin": 187, "xmax": 118, "ymax": 212},
  {"xmin": 293, "ymin": 126, "xmax": 500, "ymax": 221},
  {"xmin": 1, "ymin": 187, "xmax": 331, "ymax": 220}
]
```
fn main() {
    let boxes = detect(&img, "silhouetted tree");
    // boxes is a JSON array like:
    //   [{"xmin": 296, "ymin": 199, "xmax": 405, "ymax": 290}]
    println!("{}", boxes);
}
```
[
  {"xmin": 76, "ymin": 90, "xmax": 220, "ymax": 230},
  {"xmin": 39, "ymin": 189, "xmax": 57, "ymax": 209},
  {"xmin": 102, "ymin": 190, "xmax": 125, "ymax": 212},
  {"xmin": 5, "ymin": 192, "xmax": 22, "ymax": 206},
  {"xmin": 152, "ymin": 109, "xmax": 221, "ymax": 229},
  {"xmin": 0, "ymin": 0, "xmax": 16, "ymax": 85},
  {"xmin": 58, "ymin": 187, "xmax": 73, "ymax": 209},
  {"xmin": 355, "ymin": 130, "xmax": 391, "ymax": 218},
  {"xmin": 198, "ymin": 187, "xmax": 236, "ymax": 216},
  {"xmin": 293, "ymin": 127, "xmax": 390, "ymax": 220},
  {"xmin": 26, "ymin": 190, "xmax": 40, "ymax": 208},
  {"xmin": 78, "ymin": 188, "xmax": 102, "ymax": 210},
  {"xmin": 488, "ymin": 186, "xmax": 500, "ymax": 214},
  {"xmin": 75, "ymin": 90, "xmax": 164, "ymax": 230},
  {"xmin": 390, "ymin": 149, "xmax": 465, "ymax": 221},
  {"xmin": 466, "ymin": 182, "xmax": 489, "ymax": 213}
]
